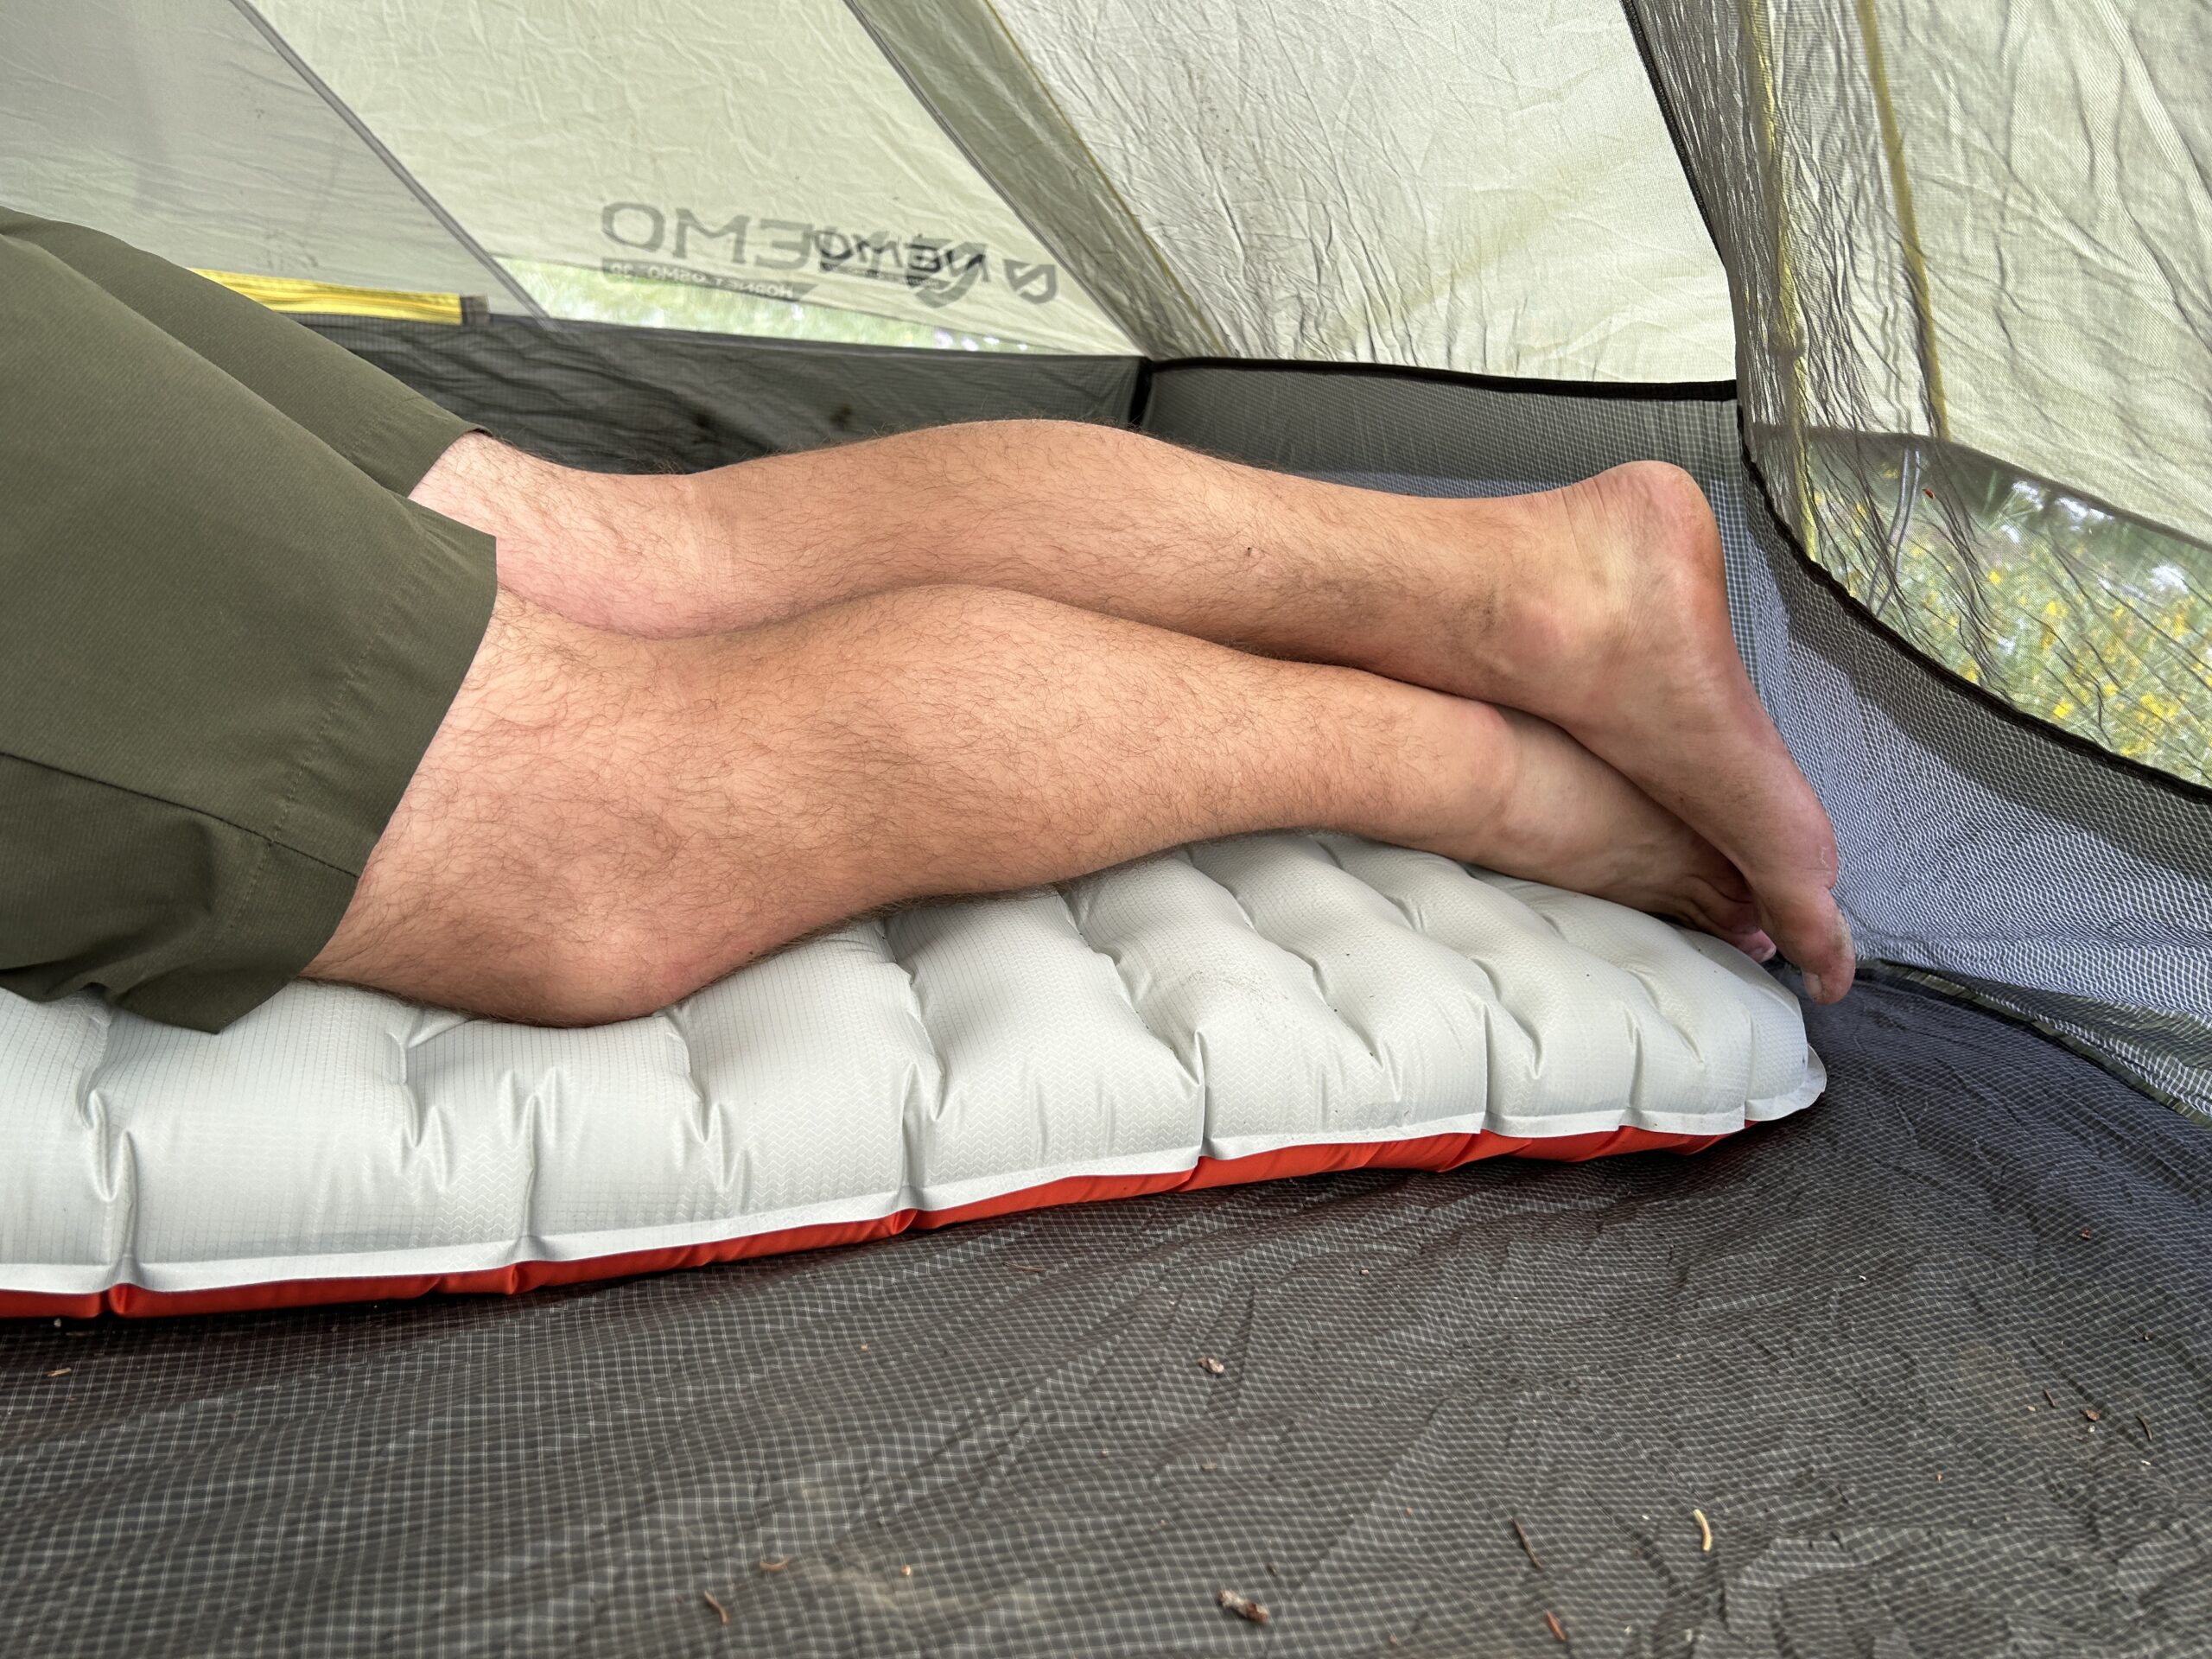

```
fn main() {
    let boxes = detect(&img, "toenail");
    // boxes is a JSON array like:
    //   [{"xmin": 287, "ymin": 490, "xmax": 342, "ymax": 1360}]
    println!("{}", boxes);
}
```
[{"xmin": 1804, "ymin": 971, "xmax": 1826, "ymax": 1001}]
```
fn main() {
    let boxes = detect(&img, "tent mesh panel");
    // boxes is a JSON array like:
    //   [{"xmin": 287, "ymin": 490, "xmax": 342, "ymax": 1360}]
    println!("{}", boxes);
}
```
[
  {"xmin": 1625, "ymin": 0, "xmax": 2212, "ymax": 789},
  {"xmin": 306, "ymin": 315, "xmax": 1140, "ymax": 472}
]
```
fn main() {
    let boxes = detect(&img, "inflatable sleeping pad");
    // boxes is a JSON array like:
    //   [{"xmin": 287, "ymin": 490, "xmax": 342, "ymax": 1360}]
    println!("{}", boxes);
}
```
[{"xmin": 0, "ymin": 834, "xmax": 1824, "ymax": 1317}]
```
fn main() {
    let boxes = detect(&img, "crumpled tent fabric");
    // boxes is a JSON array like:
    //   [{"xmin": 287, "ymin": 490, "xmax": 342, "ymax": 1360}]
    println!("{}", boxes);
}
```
[
  {"xmin": 1626, "ymin": 0, "xmax": 2212, "ymax": 785},
  {"xmin": 849, "ymin": 0, "xmax": 1734, "ymax": 378},
  {"xmin": 3, "ymin": 980, "xmax": 2204, "ymax": 1656},
  {"xmin": 1630, "ymin": 0, "xmax": 2212, "ymax": 550}
]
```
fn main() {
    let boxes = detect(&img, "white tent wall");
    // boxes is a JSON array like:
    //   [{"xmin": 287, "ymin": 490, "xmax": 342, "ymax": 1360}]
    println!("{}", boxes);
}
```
[
  {"xmin": 251, "ymin": 0, "xmax": 1137, "ymax": 353},
  {"xmin": 4, "ymin": 0, "xmax": 1739, "ymax": 375},
  {"xmin": 860, "ymin": 0, "xmax": 1737, "ymax": 381},
  {"xmin": 0, "ymin": 0, "xmax": 533, "ymax": 310}
]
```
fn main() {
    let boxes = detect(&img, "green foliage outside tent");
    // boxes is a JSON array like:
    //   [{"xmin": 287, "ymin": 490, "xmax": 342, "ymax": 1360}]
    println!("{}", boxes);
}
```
[{"xmin": 1810, "ymin": 438, "xmax": 2208, "ymax": 786}]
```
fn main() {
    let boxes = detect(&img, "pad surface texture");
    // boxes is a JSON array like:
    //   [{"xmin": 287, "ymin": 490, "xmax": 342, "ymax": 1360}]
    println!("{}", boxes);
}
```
[{"xmin": 0, "ymin": 835, "xmax": 1822, "ymax": 1314}]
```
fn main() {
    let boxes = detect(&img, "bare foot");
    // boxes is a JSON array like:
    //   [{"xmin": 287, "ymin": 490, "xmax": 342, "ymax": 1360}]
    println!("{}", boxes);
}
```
[
  {"xmin": 1409, "ymin": 704, "xmax": 1777, "ymax": 961},
  {"xmin": 1478, "ymin": 462, "xmax": 1852, "ymax": 1000}
]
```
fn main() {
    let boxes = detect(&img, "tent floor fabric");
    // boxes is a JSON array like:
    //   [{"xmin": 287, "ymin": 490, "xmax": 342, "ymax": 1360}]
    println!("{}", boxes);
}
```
[{"xmin": 3, "ymin": 978, "xmax": 2204, "ymax": 1656}]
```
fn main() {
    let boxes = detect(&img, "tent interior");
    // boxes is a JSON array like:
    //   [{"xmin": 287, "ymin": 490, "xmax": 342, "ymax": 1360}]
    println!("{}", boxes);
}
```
[{"xmin": 3, "ymin": 1, "xmax": 2207, "ymax": 1652}]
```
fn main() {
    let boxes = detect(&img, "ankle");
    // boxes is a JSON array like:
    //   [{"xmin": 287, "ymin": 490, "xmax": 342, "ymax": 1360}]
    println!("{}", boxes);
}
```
[
  {"xmin": 1443, "ymin": 491, "xmax": 1578, "ymax": 706},
  {"xmin": 1363, "ymin": 693, "xmax": 1515, "ymax": 850}
]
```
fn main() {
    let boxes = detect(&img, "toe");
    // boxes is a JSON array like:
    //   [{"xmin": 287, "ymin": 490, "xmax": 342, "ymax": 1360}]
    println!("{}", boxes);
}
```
[
  {"xmin": 1763, "ymin": 889, "xmax": 1855, "ymax": 1001},
  {"xmin": 1664, "ymin": 865, "xmax": 1777, "ymax": 961},
  {"xmin": 1731, "ymin": 928, "xmax": 1779, "ymax": 962}
]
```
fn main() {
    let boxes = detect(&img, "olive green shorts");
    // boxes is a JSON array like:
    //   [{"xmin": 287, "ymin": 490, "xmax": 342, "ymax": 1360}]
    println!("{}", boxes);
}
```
[{"xmin": 0, "ymin": 211, "xmax": 497, "ymax": 1032}]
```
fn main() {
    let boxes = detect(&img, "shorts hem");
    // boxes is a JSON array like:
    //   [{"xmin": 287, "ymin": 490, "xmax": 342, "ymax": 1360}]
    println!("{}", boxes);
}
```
[{"xmin": 109, "ymin": 505, "xmax": 495, "ymax": 1033}]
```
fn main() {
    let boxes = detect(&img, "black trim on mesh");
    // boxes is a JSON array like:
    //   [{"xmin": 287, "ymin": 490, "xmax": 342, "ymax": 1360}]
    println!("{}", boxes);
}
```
[
  {"xmin": 1136, "ymin": 363, "xmax": 1735, "ymax": 482},
  {"xmin": 1864, "ymin": 961, "xmax": 2211, "ymax": 1125},
  {"xmin": 1147, "ymin": 353, "xmax": 1738, "ymax": 404}
]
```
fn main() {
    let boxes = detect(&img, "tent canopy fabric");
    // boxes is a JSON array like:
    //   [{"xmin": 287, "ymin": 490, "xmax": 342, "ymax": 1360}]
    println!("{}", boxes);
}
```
[
  {"xmin": 0, "ymin": 0, "xmax": 537, "ymax": 313},
  {"xmin": 849, "ymin": 0, "xmax": 1736, "ymax": 375},
  {"xmin": 1630, "ymin": 0, "xmax": 2212, "ymax": 784},
  {"xmin": 6, "ymin": 0, "xmax": 1738, "ymax": 373}
]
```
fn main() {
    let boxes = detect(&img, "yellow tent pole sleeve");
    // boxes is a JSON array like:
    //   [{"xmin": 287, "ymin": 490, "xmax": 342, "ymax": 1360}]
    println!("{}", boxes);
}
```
[{"xmin": 191, "ymin": 269, "xmax": 467, "ymax": 324}]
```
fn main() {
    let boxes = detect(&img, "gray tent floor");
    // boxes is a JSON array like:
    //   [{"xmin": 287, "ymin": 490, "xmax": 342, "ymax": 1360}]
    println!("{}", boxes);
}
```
[{"xmin": 3, "ymin": 977, "xmax": 2206, "ymax": 1657}]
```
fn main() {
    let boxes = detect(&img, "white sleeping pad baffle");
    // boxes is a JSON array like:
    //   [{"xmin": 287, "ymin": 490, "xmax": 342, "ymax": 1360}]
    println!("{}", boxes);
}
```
[{"xmin": 1, "ymin": 835, "xmax": 1824, "ymax": 1316}]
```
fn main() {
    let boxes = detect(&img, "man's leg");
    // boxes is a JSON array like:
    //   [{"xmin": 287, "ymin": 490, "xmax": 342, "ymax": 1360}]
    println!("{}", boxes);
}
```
[
  {"xmin": 304, "ymin": 583, "xmax": 1762, "ymax": 1026},
  {"xmin": 413, "ymin": 424, "xmax": 1853, "ymax": 999}
]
